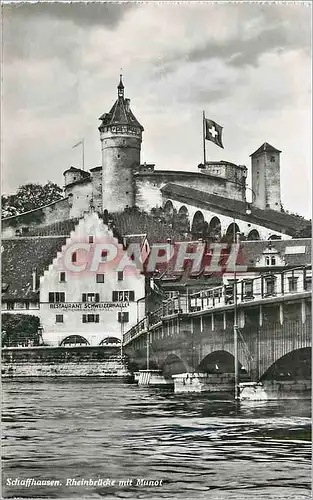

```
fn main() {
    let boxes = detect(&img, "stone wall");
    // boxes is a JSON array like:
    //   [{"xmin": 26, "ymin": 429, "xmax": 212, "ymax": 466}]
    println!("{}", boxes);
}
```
[
  {"xmin": 2, "ymin": 198, "xmax": 71, "ymax": 237},
  {"xmin": 2, "ymin": 361, "xmax": 130, "ymax": 378},
  {"xmin": 134, "ymin": 171, "xmax": 245, "ymax": 212}
]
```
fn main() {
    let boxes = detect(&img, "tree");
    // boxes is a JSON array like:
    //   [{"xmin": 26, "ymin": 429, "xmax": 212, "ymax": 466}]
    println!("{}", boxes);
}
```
[
  {"xmin": 2, "ymin": 181, "xmax": 63, "ymax": 218},
  {"xmin": 2, "ymin": 314, "xmax": 41, "ymax": 347}
]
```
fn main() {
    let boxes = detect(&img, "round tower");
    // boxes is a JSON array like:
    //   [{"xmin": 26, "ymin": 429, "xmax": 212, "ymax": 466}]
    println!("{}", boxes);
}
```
[{"xmin": 98, "ymin": 76, "xmax": 144, "ymax": 213}]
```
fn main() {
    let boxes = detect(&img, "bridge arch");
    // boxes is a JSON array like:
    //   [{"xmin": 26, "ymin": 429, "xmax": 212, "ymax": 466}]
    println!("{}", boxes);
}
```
[
  {"xmin": 197, "ymin": 350, "xmax": 246, "ymax": 374},
  {"xmin": 60, "ymin": 335, "xmax": 90, "ymax": 346},
  {"xmin": 260, "ymin": 347, "xmax": 311, "ymax": 381},
  {"xmin": 99, "ymin": 337, "xmax": 121, "ymax": 346},
  {"xmin": 161, "ymin": 353, "xmax": 187, "ymax": 378}
]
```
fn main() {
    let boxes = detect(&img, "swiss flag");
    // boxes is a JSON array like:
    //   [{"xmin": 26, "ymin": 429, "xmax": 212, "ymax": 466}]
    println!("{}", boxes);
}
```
[{"xmin": 204, "ymin": 118, "xmax": 224, "ymax": 149}]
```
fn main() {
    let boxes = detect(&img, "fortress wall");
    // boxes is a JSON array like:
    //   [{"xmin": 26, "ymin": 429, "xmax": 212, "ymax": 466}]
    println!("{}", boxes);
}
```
[
  {"xmin": 135, "ymin": 172, "xmax": 244, "ymax": 212},
  {"xmin": 1, "ymin": 198, "xmax": 71, "ymax": 237}
]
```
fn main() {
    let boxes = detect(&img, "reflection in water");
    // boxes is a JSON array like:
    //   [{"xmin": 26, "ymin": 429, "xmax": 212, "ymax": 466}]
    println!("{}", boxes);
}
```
[{"xmin": 2, "ymin": 380, "xmax": 311, "ymax": 499}]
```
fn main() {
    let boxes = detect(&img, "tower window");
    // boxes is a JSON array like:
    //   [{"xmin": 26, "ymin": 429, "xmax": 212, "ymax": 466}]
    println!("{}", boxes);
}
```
[
  {"xmin": 117, "ymin": 154, "xmax": 120, "ymax": 159},
  {"xmin": 270, "ymin": 156, "xmax": 275, "ymax": 162}
]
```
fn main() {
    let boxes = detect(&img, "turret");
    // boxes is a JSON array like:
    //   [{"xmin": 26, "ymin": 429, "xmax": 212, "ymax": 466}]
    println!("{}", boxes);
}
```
[
  {"xmin": 250, "ymin": 142, "xmax": 282, "ymax": 211},
  {"xmin": 98, "ymin": 75, "xmax": 144, "ymax": 213}
]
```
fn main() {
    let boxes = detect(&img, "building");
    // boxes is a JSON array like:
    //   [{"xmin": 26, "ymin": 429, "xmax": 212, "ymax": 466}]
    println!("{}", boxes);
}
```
[{"xmin": 3, "ymin": 76, "xmax": 309, "ymax": 242}]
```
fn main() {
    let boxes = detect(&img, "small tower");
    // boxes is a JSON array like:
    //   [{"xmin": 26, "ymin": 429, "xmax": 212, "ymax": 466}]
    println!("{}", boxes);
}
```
[
  {"xmin": 250, "ymin": 142, "xmax": 282, "ymax": 211},
  {"xmin": 98, "ymin": 75, "xmax": 144, "ymax": 213}
]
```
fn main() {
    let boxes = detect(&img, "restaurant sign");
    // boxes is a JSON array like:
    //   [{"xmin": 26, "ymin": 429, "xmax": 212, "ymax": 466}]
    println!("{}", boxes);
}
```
[{"xmin": 49, "ymin": 302, "xmax": 128, "ymax": 311}]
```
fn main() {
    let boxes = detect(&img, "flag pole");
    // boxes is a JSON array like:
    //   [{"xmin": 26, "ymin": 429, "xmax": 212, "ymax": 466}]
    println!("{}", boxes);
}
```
[
  {"xmin": 202, "ymin": 110, "xmax": 207, "ymax": 165},
  {"xmin": 82, "ymin": 139, "xmax": 85, "ymax": 171}
]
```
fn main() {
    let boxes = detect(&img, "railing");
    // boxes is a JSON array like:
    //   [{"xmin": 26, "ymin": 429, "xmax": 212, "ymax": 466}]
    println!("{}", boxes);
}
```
[
  {"xmin": 189, "ymin": 266, "xmax": 311, "ymax": 313},
  {"xmin": 123, "ymin": 266, "xmax": 311, "ymax": 344}
]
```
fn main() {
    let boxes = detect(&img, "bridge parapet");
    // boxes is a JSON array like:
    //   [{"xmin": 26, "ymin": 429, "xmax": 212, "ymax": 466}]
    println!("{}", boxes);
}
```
[{"xmin": 124, "ymin": 266, "xmax": 311, "ymax": 346}]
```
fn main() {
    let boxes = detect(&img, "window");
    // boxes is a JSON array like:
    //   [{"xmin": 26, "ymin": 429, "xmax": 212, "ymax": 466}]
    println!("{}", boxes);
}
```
[
  {"xmin": 118, "ymin": 311, "xmax": 129, "ymax": 323},
  {"xmin": 59, "ymin": 272, "xmax": 66, "ymax": 282},
  {"xmin": 82, "ymin": 314, "xmax": 99, "ymax": 323},
  {"xmin": 49, "ymin": 292, "xmax": 65, "ymax": 303},
  {"xmin": 305, "ymin": 276, "xmax": 312, "ymax": 291},
  {"xmin": 112, "ymin": 290, "xmax": 135, "ymax": 302},
  {"xmin": 101, "ymin": 250, "xmax": 108, "ymax": 262},
  {"xmin": 82, "ymin": 293, "xmax": 100, "ymax": 303},
  {"xmin": 265, "ymin": 276, "xmax": 276, "ymax": 296},
  {"xmin": 88, "ymin": 236, "xmax": 94, "ymax": 243},
  {"xmin": 72, "ymin": 252, "xmax": 77, "ymax": 263},
  {"xmin": 244, "ymin": 280, "xmax": 253, "ymax": 297},
  {"xmin": 271, "ymin": 256, "xmax": 276, "ymax": 266},
  {"xmin": 117, "ymin": 271, "xmax": 124, "ymax": 281},
  {"xmin": 288, "ymin": 277, "xmax": 298, "ymax": 292},
  {"xmin": 25, "ymin": 302, "xmax": 30, "ymax": 310},
  {"xmin": 56, "ymin": 314, "xmax": 63, "ymax": 323},
  {"xmin": 7, "ymin": 302, "xmax": 14, "ymax": 310},
  {"xmin": 270, "ymin": 156, "xmax": 275, "ymax": 162},
  {"xmin": 96, "ymin": 274, "xmax": 105, "ymax": 283}
]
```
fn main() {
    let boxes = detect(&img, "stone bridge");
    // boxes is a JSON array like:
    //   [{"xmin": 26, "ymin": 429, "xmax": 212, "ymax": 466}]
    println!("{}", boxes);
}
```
[{"xmin": 123, "ymin": 266, "xmax": 311, "ymax": 382}]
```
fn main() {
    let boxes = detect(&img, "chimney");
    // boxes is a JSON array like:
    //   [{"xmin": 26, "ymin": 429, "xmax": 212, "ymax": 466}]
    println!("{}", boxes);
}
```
[
  {"xmin": 32, "ymin": 269, "xmax": 37, "ymax": 292},
  {"xmin": 125, "ymin": 98, "xmax": 130, "ymax": 112}
]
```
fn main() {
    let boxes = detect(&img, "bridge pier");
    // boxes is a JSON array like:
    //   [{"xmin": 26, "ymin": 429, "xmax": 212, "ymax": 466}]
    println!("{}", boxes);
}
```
[
  {"xmin": 137, "ymin": 369, "xmax": 173, "ymax": 387},
  {"xmin": 172, "ymin": 372, "xmax": 235, "ymax": 394}
]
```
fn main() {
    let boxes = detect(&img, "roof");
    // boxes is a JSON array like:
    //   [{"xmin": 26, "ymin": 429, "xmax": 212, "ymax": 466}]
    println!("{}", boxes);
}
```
[
  {"xmin": 161, "ymin": 182, "xmax": 310, "ymax": 237},
  {"xmin": 63, "ymin": 166, "xmax": 90, "ymax": 176},
  {"xmin": 250, "ymin": 142, "xmax": 282, "ymax": 157},
  {"xmin": 105, "ymin": 210, "xmax": 190, "ymax": 245},
  {"xmin": 98, "ymin": 77, "xmax": 143, "ymax": 131},
  {"xmin": 2, "ymin": 237, "xmax": 66, "ymax": 300},
  {"xmin": 89, "ymin": 166, "xmax": 102, "ymax": 172},
  {"xmin": 64, "ymin": 176, "xmax": 91, "ymax": 189},
  {"xmin": 23, "ymin": 218, "xmax": 80, "ymax": 237},
  {"xmin": 240, "ymin": 238, "xmax": 311, "ymax": 268}
]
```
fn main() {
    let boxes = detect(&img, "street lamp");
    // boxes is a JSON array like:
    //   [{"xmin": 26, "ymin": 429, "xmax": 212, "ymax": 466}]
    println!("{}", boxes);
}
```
[{"xmin": 232, "ymin": 186, "xmax": 256, "ymax": 400}]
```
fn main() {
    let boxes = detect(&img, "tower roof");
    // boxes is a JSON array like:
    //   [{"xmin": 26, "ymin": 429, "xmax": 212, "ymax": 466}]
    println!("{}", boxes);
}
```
[
  {"xmin": 99, "ymin": 76, "xmax": 144, "ymax": 131},
  {"xmin": 250, "ymin": 142, "xmax": 282, "ymax": 157}
]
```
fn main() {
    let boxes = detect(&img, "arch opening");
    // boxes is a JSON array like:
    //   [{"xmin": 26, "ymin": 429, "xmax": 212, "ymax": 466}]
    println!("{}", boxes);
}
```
[
  {"xmin": 191, "ymin": 211, "xmax": 205, "ymax": 238},
  {"xmin": 209, "ymin": 216, "xmax": 222, "ymax": 241},
  {"xmin": 197, "ymin": 350, "xmax": 246, "ymax": 374},
  {"xmin": 247, "ymin": 229, "xmax": 260, "ymax": 241},
  {"xmin": 176, "ymin": 206, "xmax": 190, "ymax": 234},
  {"xmin": 99, "ymin": 337, "xmax": 121, "ymax": 346},
  {"xmin": 260, "ymin": 347, "xmax": 311, "ymax": 381},
  {"xmin": 60, "ymin": 335, "xmax": 90, "ymax": 346},
  {"xmin": 226, "ymin": 223, "xmax": 240, "ymax": 237},
  {"xmin": 163, "ymin": 200, "xmax": 174, "ymax": 217},
  {"xmin": 162, "ymin": 354, "xmax": 187, "ymax": 378}
]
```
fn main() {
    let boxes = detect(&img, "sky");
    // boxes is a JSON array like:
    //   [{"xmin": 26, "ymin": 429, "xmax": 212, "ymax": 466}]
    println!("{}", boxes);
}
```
[{"xmin": 2, "ymin": 1, "xmax": 312, "ymax": 218}]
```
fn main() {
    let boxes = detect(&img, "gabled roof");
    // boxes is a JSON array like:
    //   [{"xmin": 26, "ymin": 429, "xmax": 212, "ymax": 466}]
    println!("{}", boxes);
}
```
[
  {"xmin": 250, "ymin": 142, "xmax": 282, "ymax": 157},
  {"xmin": 161, "ymin": 182, "xmax": 310, "ymax": 237},
  {"xmin": 2, "ymin": 237, "xmax": 66, "ymax": 300}
]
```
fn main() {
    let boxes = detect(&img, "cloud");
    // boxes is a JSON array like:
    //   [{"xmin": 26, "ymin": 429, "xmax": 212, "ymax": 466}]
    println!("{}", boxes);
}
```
[{"xmin": 1, "ymin": 2, "xmax": 311, "ymax": 218}]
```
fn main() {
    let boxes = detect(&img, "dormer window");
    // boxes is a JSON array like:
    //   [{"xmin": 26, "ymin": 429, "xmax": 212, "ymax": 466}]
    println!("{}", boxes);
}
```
[
  {"xmin": 271, "ymin": 256, "xmax": 276, "ymax": 266},
  {"xmin": 265, "ymin": 256, "xmax": 270, "ymax": 266}
]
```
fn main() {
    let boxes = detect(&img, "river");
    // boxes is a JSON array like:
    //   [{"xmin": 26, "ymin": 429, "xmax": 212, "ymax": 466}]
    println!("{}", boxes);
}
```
[{"xmin": 2, "ymin": 379, "xmax": 311, "ymax": 499}]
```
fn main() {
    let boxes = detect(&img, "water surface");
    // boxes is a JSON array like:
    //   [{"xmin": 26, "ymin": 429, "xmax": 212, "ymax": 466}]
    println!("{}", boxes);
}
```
[{"xmin": 2, "ymin": 379, "xmax": 311, "ymax": 499}]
